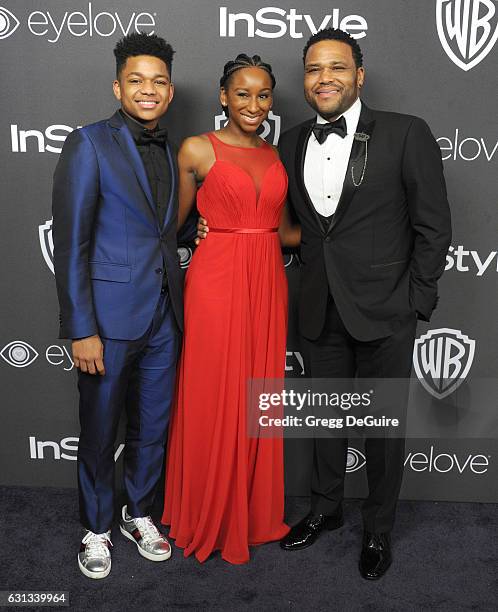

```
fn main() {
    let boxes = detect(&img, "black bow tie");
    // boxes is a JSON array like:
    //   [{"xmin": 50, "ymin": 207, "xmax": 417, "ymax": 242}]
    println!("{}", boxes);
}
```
[
  {"xmin": 312, "ymin": 116, "xmax": 347, "ymax": 144},
  {"xmin": 136, "ymin": 128, "xmax": 168, "ymax": 147}
]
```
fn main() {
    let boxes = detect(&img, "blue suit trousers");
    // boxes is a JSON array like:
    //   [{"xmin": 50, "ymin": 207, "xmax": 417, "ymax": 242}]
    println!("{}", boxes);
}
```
[{"xmin": 77, "ymin": 292, "xmax": 179, "ymax": 533}]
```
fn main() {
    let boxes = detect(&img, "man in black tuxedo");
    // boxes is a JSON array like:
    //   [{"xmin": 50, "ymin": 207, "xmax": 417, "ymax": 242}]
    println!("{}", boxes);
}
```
[{"xmin": 277, "ymin": 29, "xmax": 451, "ymax": 579}]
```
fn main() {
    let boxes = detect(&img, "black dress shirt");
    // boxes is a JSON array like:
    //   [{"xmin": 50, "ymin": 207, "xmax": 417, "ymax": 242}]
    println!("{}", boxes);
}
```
[
  {"xmin": 120, "ymin": 110, "xmax": 171, "ymax": 228},
  {"xmin": 120, "ymin": 110, "xmax": 171, "ymax": 288}
]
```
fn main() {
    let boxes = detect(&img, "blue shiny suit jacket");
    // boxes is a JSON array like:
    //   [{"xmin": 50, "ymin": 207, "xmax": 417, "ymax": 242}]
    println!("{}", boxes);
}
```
[{"xmin": 52, "ymin": 111, "xmax": 183, "ymax": 340}]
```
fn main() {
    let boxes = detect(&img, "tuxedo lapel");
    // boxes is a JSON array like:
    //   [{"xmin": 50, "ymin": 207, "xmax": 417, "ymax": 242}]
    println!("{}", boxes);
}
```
[
  {"xmin": 295, "ymin": 119, "xmax": 326, "ymax": 233},
  {"xmin": 108, "ymin": 112, "xmax": 156, "ymax": 218},
  {"xmin": 327, "ymin": 104, "xmax": 376, "ymax": 235},
  {"xmin": 161, "ymin": 142, "xmax": 177, "ymax": 230}
]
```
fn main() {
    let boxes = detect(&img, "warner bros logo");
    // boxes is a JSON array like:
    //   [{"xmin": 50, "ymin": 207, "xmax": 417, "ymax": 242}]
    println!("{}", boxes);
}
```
[
  {"xmin": 39, "ymin": 218, "xmax": 54, "ymax": 274},
  {"xmin": 39, "ymin": 218, "xmax": 196, "ymax": 273},
  {"xmin": 214, "ymin": 111, "xmax": 281, "ymax": 145},
  {"xmin": 413, "ymin": 328, "xmax": 476, "ymax": 399},
  {"xmin": 436, "ymin": 0, "xmax": 498, "ymax": 71}
]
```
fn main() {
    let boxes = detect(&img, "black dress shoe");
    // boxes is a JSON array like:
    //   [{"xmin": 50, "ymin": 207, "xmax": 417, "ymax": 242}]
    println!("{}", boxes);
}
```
[
  {"xmin": 280, "ymin": 510, "xmax": 343, "ymax": 551},
  {"xmin": 359, "ymin": 531, "xmax": 392, "ymax": 580}
]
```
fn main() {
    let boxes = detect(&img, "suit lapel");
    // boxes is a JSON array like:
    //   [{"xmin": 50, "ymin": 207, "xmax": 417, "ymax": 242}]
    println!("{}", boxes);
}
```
[
  {"xmin": 295, "ymin": 119, "xmax": 327, "ymax": 233},
  {"xmin": 327, "ymin": 104, "xmax": 376, "ymax": 235},
  {"xmin": 108, "ymin": 111, "xmax": 156, "ymax": 218},
  {"xmin": 161, "ymin": 142, "xmax": 177, "ymax": 230}
]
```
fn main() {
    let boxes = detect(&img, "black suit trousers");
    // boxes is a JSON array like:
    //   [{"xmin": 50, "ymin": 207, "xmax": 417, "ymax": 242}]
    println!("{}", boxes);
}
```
[{"xmin": 301, "ymin": 296, "xmax": 417, "ymax": 534}]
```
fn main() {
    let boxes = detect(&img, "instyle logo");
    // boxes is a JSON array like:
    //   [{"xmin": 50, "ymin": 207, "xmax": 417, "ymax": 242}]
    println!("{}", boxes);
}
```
[
  {"xmin": 11, "ymin": 124, "xmax": 77, "ymax": 154},
  {"xmin": 29, "ymin": 436, "xmax": 124, "ymax": 461},
  {"xmin": 436, "ymin": 0, "xmax": 498, "ymax": 71},
  {"xmin": 219, "ymin": 6, "xmax": 367, "ymax": 39},
  {"xmin": 214, "ymin": 110, "xmax": 281, "ymax": 146},
  {"xmin": 437, "ymin": 129, "xmax": 498, "ymax": 161},
  {"xmin": 0, "ymin": 3, "xmax": 156, "ymax": 44},
  {"xmin": 0, "ymin": 341, "xmax": 39, "ymax": 368},
  {"xmin": 0, "ymin": 6, "xmax": 20, "ymax": 39},
  {"xmin": 413, "ymin": 328, "xmax": 476, "ymax": 399},
  {"xmin": 445, "ymin": 245, "xmax": 498, "ymax": 276}
]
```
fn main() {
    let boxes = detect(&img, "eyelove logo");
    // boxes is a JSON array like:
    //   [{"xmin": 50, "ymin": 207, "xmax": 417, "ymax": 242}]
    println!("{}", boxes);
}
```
[
  {"xmin": 413, "ymin": 328, "xmax": 476, "ymax": 399},
  {"xmin": 0, "ymin": 6, "xmax": 20, "ymax": 39},
  {"xmin": 346, "ymin": 447, "xmax": 366, "ymax": 472},
  {"xmin": 219, "ymin": 6, "xmax": 367, "ymax": 39},
  {"xmin": 0, "ymin": 3, "xmax": 156, "ymax": 44},
  {"xmin": 214, "ymin": 110, "xmax": 281, "ymax": 145},
  {"xmin": 446, "ymin": 245, "xmax": 498, "ymax": 276},
  {"xmin": 0, "ymin": 341, "xmax": 38, "ymax": 368},
  {"xmin": 437, "ymin": 129, "xmax": 498, "ymax": 161},
  {"xmin": 0, "ymin": 339, "xmax": 74, "ymax": 371},
  {"xmin": 436, "ymin": 0, "xmax": 498, "ymax": 71},
  {"xmin": 177, "ymin": 246, "xmax": 193, "ymax": 269},
  {"xmin": 404, "ymin": 446, "xmax": 489, "ymax": 474},
  {"xmin": 347, "ymin": 445, "xmax": 490, "ymax": 474}
]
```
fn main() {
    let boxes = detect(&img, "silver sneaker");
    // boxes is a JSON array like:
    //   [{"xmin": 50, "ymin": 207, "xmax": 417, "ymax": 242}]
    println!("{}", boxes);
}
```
[
  {"xmin": 78, "ymin": 530, "xmax": 112, "ymax": 579},
  {"xmin": 119, "ymin": 505, "xmax": 171, "ymax": 561}
]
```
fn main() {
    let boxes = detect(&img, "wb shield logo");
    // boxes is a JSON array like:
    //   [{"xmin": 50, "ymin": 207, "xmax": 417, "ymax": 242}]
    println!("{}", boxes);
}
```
[
  {"xmin": 39, "ymin": 217, "xmax": 192, "ymax": 273},
  {"xmin": 214, "ymin": 111, "xmax": 281, "ymax": 145},
  {"xmin": 39, "ymin": 218, "xmax": 54, "ymax": 274},
  {"xmin": 436, "ymin": 0, "xmax": 498, "ymax": 71},
  {"xmin": 413, "ymin": 328, "xmax": 476, "ymax": 399}
]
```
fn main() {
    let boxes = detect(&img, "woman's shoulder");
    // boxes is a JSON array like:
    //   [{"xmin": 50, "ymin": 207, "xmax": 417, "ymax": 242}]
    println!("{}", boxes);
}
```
[{"xmin": 179, "ymin": 134, "xmax": 213, "ymax": 161}]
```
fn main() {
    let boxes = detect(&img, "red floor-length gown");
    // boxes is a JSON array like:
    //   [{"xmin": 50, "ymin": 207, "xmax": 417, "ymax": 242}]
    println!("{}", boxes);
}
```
[{"xmin": 162, "ymin": 132, "xmax": 290, "ymax": 564}]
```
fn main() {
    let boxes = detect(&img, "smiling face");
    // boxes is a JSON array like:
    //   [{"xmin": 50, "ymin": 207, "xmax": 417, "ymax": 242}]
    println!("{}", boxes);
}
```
[
  {"xmin": 220, "ymin": 66, "xmax": 273, "ymax": 134},
  {"xmin": 113, "ymin": 55, "xmax": 174, "ymax": 129},
  {"xmin": 304, "ymin": 40, "xmax": 364, "ymax": 121}
]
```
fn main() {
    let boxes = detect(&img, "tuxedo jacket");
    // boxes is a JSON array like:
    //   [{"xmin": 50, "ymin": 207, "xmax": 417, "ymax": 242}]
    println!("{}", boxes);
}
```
[
  {"xmin": 52, "ymin": 110, "xmax": 183, "ymax": 341},
  {"xmin": 279, "ymin": 103, "xmax": 452, "ymax": 342}
]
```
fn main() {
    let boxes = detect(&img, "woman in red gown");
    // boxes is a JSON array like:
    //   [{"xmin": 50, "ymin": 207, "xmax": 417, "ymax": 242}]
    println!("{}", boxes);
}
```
[{"xmin": 162, "ymin": 54, "xmax": 300, "ymax": 564}]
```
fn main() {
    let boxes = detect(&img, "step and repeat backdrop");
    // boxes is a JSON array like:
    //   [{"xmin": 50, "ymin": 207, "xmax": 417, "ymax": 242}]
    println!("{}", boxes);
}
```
[{"xmin": 1, "ymin": 1, "xmax": 497, "ymax": 502}]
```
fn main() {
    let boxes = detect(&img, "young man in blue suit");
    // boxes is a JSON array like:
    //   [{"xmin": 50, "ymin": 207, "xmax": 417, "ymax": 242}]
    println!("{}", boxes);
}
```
[{"xmin": 52, "ymin": 33, "xmax": 183, "ymax": 579}]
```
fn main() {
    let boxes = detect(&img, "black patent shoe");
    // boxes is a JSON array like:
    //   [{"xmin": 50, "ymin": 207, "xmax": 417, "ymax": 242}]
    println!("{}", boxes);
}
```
[
  {"xmin": 359, "ymin": 531, "xmax": 392, "ymax": 580},
  {"xmin": 280, "ymin": 510, "xmax": 343, "ymax": 551}
]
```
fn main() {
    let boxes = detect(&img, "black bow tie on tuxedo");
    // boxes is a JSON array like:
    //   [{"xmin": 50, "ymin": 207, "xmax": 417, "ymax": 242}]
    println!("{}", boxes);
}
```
[
  {"xmin": 136, "ymin": 128, "xmax": 168, "ymax": 147},
  {"xmin": 312, "ymin": 116, "xmax": 347, "ymax": 144}
]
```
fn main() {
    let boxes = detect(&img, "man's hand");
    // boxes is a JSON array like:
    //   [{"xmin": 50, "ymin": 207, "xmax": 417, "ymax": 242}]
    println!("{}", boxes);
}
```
[
  {"xmin": 195, "ymin": 217, "xmax": 209, "ymax": 245},
  {"xmin": 72, "ymin": 335, "xmax": 105, "ymax": 375}
]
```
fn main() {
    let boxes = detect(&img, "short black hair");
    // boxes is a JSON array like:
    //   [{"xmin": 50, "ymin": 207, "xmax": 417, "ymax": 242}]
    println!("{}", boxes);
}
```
[
  {"xmin": 302, "ymin": 28, "xmax": 363, "ymax": 68},
  {"xmin": 220, "ymin": 53, "xmax": 276, "ymax": 90},
  {"xmin": 114, "ymin": 32, "xmax": 175, "ymax": 78}
]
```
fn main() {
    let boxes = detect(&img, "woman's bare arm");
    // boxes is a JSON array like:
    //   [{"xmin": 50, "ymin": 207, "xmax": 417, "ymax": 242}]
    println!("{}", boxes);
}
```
[{"xmin": 177, "ymin": 137, "xmax": 202, "ymax": 230}]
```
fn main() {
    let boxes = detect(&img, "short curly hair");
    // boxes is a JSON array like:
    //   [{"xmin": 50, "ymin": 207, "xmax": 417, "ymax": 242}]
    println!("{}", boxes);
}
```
[
  {"xmin": 303, "ymin": 28, "xmax": 363, "ymax": 68},
  {"xmin": 114, "ymin": 32, "xmax": 175, "ymax": 78}
]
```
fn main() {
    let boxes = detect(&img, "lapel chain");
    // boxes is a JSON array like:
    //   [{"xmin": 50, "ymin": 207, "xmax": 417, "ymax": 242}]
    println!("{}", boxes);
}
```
[{"xmin": 351, "ymin": 132, "xmax": 370, "ymax": 187}]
